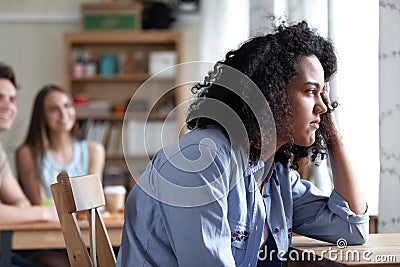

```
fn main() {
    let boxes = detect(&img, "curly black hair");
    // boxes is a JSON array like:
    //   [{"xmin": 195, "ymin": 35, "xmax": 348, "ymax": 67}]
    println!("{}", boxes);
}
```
[{"xmin": 186, "ymin": 21, "xmax": 338, "ymax": 168}]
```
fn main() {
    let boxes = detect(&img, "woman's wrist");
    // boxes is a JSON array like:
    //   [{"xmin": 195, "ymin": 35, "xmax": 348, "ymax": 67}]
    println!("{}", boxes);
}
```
[{"xmin": 321, "ymin": 113, "xmax": 344, "ymax": 149}]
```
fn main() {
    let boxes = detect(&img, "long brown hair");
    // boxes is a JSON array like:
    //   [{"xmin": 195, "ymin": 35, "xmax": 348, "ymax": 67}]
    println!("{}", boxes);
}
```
[{"xmin": 22, "ymin": 84, "xmax": 81, "ymax": 157}]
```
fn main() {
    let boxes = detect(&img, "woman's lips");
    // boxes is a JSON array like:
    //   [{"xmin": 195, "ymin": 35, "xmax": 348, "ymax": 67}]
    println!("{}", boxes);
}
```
[{"xmin": 310, "ymin": 119, "xmax": 320, "ymax": 130}]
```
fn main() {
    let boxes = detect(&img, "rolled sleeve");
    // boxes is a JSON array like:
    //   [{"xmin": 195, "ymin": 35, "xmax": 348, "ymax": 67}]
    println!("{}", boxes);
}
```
[
  {"xmin": 291, "ymin": 169, "xmax": 369, "ymax": 245},
  {"xmin": 328, "ymin": 189, "xmax": 369, "ymax": 224}
]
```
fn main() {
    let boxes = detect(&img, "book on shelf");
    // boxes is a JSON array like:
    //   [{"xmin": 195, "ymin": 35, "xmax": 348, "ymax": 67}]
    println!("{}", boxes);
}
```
[
  {"xmin": 80, "ymin": 120, "xmax": 118, "ymax": 154},
  {"xmin": 124, "ymin": 119, "xmax": 177, "ymax": 156},
  {"xmin": 106, "ymin": 122, "xmax": 123, "ymax": 154},
  {"xmin": 80, "ymin": 119, "xmax": 177, "ymax": 157}
]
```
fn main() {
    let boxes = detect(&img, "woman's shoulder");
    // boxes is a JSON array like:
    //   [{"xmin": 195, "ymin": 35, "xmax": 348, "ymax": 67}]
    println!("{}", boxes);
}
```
[
  {"xmin": 155, "ymin": 127, "xmax": 235, "ymax": 170},
  {"xmin": 85, "ymin": 139, "xmax": 102, "ymax": 147},
  {"xmin": 182, "ymin": 126, "xmax": 230, "ymax": 147},
  {"xmin": 16, "ymin": 144, "xmax": 35, "ymax": 158},
  {"xmin": 73, "ymin": 139, "xmax": 101, "ymax": 149},
  {"xmin": 86, "ymin": 140, "xmax": 105, "ymax": 155}
]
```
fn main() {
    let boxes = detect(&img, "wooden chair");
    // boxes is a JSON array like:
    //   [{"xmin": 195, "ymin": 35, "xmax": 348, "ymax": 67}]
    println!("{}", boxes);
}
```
[{"xmin": 51, "ymin": 171, "xmax": 116, "ymax": 267}]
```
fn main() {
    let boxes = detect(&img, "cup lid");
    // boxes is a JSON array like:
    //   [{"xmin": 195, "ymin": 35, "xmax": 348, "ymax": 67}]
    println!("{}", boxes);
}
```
[{"xmin": 104, "ymin": 185, "xmax": 126, "ymax": 194}]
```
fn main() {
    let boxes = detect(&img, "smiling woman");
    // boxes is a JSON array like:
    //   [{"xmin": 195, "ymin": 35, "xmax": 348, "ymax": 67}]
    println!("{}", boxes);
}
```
[{"xmin": 15, "ymin": 84, "xmax": 105, "ymax": 205}]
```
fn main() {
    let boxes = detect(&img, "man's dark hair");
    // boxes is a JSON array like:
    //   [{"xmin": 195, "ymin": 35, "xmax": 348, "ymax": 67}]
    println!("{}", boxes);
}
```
[
  {"xmin": 0, "ymin": 62, "xmax": 17, "ymax": 88},
  {"xmin": 186, "ymin": 21, "xmax": 337, "ymax": 168}
]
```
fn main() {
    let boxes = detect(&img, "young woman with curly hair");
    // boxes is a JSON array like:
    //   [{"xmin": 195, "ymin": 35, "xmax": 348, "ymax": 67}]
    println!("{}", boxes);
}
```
[{"xmin": 117, "ymin": 21, "xmax": 368, "ymax": 267}]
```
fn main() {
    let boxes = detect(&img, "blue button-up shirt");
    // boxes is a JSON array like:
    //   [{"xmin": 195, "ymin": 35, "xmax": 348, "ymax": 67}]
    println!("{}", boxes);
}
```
[{"xmin": 117, "ymin": 127, "xmax": 369, "ymax": 267}]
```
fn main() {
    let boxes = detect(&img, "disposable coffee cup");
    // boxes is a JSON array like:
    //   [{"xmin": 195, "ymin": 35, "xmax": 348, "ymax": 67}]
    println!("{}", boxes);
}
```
[{"xmin": 104, "ymin": 185, "xmax": 127, "ymax": 213}]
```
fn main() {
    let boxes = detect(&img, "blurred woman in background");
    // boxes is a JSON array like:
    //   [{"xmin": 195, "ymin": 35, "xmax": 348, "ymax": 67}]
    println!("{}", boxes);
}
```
[{"xmin": 16, "ymin": 84, "xmax": 105, "ymax": 205}]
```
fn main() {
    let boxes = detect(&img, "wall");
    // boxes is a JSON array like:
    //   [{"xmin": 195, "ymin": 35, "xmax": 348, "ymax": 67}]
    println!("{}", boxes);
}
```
[
  {"xmin": 0, "ymin": 1, "xmax": 199, "ymax": 173},
  {"xmin": 0, "ymin": 1, "xmax": 92, "ymax": 170},
  {"xmin": 378, "ymin": 0, "xmax": 400, "ymax": 233}
]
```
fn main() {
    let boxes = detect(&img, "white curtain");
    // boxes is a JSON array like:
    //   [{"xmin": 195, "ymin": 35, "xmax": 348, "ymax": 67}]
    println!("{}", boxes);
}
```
[
  {"xmin": 378, "ymin": 0, "xmax": 400, "ymax": 233},
  {"xmin": 328, "ymin": 0, "xmax": 380, "ymax": 215},
  {"xmin": 199, "ymin": 0, "xmax": 249, "ymax": 62}
]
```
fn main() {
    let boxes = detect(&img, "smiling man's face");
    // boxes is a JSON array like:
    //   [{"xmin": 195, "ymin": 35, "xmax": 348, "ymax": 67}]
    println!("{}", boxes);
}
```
[{"xmin": 0, "ymin": 78, "xmax": 17, "ymax": 133}]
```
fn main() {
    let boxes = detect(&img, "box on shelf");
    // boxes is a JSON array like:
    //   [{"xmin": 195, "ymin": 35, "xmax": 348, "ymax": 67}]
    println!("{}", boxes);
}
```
[
  {"xmin": 81, "ymin": 2, "xmax": 142, "ymax": 30},
  {"xmin": 74, "ymin": 100, "xmax": 112, "ymax": 116},
  {"xmin": 149, "ymin": 51, "xmax": 177, "ymax": 77}
]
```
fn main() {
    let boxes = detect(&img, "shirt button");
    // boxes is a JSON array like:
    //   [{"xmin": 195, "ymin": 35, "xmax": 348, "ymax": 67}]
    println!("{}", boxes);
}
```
[{"xmin": 274, "ymin": 227, "xmax": 280, "ymax": 233}]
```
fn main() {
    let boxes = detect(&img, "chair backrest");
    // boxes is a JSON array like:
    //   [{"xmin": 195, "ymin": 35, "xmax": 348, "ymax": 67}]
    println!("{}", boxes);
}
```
[{"xmin": 51, "ymin": 171, "xmax": 116, "ymax": 267}]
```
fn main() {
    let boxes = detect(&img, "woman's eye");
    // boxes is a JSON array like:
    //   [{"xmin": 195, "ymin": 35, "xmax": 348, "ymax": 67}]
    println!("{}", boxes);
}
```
[{"xmin": 305, "ymin": 89, "xmax": 316, "ymax": 94}]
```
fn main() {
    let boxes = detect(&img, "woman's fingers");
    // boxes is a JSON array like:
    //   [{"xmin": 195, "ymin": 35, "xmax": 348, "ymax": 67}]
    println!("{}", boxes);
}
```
[{"xmin": 322, "ymin": 82, "xmax": 334, "ymax": 113}]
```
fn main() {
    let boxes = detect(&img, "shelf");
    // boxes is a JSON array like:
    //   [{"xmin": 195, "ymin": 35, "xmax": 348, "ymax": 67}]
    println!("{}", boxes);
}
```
[
  {"xmin": 71, "ymin": 74, "xmax": 175, "ymax": 83},
  {"xmin": 72, "ymin": 73, "xmax": 149, "ymax": 82},
  {"xmin": 106, "ymin": 153, "xmax": 154, "ymax": 160},
  {"xmin": 65, "ymin": 30, "xmax": 182, "ymax": 45},
  {"xmin": 76, "ymin": 112, "xmax": 173, "ymax": 121}
]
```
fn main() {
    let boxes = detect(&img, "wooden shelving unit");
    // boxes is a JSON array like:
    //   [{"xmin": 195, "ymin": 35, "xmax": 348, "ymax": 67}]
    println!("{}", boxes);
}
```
[{"xmin": 63, "ymin": 30, "xmax": 183, "ymax": 188}]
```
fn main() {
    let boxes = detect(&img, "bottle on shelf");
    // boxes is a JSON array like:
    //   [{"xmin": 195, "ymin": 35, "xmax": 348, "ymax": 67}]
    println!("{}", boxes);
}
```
[
  {"xmin": 119, "ymin": 51, "xmax": 134, "ymax": 75},
  {"xmin": 99, "ymin": 53, "xmax": 118, "ymax": 77},
  {"xmin": 83, "ymin": 50, "xmax": 97, "ymax": 77},
  {"xmin": 72, "ymin": 49, "xmax": 84, "ymax": 78},
  {"xmin": 133, "ymin": 50, "xmax": 147, "ymax": 74}
]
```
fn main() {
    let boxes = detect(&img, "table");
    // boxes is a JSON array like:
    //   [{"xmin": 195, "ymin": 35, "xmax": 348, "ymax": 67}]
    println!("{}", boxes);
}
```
[
  {"xmin": 289, "ymin": 233, "xmax": 400, "ymax": 266},
  {"xmin": 0, "ymin": 213, "xmax": 124, "ymax": 267}
]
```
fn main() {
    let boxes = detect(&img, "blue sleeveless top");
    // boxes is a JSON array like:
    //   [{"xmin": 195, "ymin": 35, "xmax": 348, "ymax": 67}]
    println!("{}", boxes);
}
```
[{"xmin": 38, "ymin": 139, "xmax": 89, "ymax": 198}]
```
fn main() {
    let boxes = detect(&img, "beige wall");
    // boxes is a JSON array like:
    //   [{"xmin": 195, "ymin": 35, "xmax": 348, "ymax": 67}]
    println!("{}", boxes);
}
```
[
  {"xmin": 0, "ymin": 1, "xmax": 200, "ymax": 173},
  {"xmin": 0, "ymin": 3, "xmax": 85, "ymax": 170}
]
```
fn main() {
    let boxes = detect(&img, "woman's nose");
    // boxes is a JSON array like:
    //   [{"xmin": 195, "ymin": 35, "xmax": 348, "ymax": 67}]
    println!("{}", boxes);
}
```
[
  {"xmin": 60, "ymin": 108, "xmax": 68, "ymax": 118},
  {"xmin": 315, "ymin": 96, "xmax": 328, "ymax": 114}
]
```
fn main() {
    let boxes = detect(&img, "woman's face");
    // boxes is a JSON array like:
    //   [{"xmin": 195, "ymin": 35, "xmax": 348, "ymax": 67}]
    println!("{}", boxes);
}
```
[
  {"xmin": 282, "ymin": 55, "xmax": 328, "ymax": 147},
  {"xmin": 43, "ymin": 91, "xmax": 76, "ymax": 134}
]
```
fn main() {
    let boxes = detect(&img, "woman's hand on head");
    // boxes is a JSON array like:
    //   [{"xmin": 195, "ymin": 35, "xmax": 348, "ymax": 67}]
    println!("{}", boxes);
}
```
[
  {"xmin": 319, "ymin": 82, "xmax": 343, "ymax": 148},
  {"xmin": 321, "ymin": 82, "xmax": 335, "ymax": 113}
]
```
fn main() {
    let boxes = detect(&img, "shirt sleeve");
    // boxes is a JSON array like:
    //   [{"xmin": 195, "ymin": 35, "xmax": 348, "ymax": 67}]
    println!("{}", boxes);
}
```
[
  {"xmin": 155, "ymin": 143, "xmax": 237, "ymax": 266},
  {"xmin": 290, "ymin": 168, "xmax": 369, "ymax": 245},
  {"xmin": 160, "ymin": 197, "xmax": 236, "ymax": 266},
  {"xmin": 0, "ymin": 142, "xmax": 12, "ymax": 185}
]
